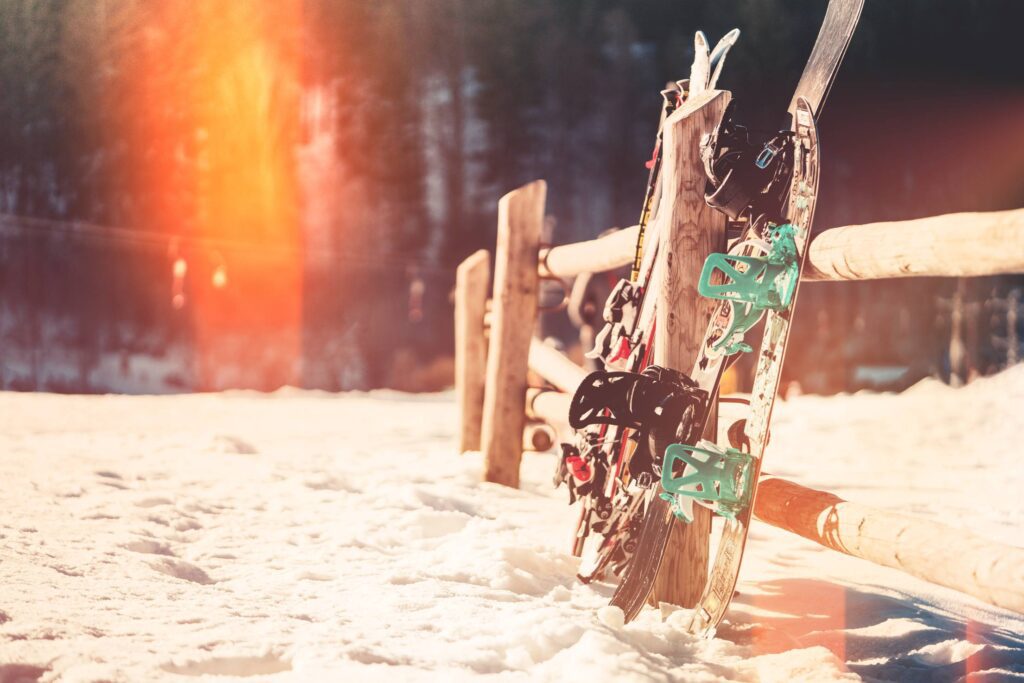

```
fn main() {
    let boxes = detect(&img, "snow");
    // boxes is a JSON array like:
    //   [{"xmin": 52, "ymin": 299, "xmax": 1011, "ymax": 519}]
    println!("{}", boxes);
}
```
[{"xmin": 2, "ymin": 369, "xmax": 1024, "ymax": 681}]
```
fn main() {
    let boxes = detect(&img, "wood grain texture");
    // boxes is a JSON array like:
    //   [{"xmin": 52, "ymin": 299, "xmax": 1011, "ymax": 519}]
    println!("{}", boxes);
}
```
[
  {"xmin": 455, "ymin": 250, "xmax": 490, "ymax": 452},
  {"xmin": 481, "ymin": 180, "xmax": 546, "ymax": 488},
  {"xmin": 754, "ymin": 476, "xmax": 1024, "ymax": 614},
  {"xmin": 651, "ymin": 88, "xmax": 731, "ymax": 608},
  {"xmin": 804, "ymin": 209, "xmax": 1024, "ymax": 281},
  {"xmin": 527, "ymin": 338, "xmax": 588, "ymax": 394},
  {"xmin": 523, "ymin": 423, "xmax": 556, "ymax": 452},
  {"xmin": 539, "ymin": 225, "xmax": 640, "ymax": 278}
]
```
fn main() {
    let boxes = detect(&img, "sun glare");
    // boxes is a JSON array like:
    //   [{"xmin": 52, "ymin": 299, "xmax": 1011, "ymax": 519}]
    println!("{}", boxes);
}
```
[{"xmin": 125, "ymin": 1, "xmax": 303, "ymax": 390}]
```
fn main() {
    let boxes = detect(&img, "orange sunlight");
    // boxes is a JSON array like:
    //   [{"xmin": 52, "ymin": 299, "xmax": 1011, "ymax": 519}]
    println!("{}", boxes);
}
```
[{"xmin": 125, "ymin": 1, "xmax": 304, "ymax": 390}]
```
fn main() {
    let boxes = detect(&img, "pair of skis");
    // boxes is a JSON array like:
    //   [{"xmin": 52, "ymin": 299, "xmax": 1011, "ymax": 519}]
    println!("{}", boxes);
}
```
[
  {"xmin": 609, "ymin": 0, "xmax": 864, "ymax": 637},
  {"xmin": 559, "ymin": 29, "xmax": 744, "ymax": 581}
]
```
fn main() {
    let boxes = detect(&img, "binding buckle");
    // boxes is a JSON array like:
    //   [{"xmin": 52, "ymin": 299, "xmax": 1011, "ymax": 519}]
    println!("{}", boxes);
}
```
[{"xmin": 755, "ymin": 141, "xmax": 781, "ymax": 170}]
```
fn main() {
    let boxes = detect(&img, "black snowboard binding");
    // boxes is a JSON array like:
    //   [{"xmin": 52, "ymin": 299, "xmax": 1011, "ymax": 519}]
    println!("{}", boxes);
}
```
[
  {"xmin": 568, "ymin": 365, "xmax": 708, "ymax": 434},
  {"xmin": 701, "ymin": 101, "xmax": 794, "ymax": 233},
  {"xmin": 567, "ymin": 365, "xmax": 710, "ymax": 488}
]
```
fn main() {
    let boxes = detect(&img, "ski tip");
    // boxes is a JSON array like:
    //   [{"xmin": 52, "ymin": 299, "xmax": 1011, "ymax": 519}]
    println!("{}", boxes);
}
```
[{"xmin": 694, "ymin": 31, "xmax": 709, "ymax": 52}]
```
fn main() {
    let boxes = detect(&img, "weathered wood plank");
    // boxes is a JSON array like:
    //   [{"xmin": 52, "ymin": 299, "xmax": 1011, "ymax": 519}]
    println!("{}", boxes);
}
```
[
  {"xmin": 455, "ymin": 249, "xmax": 490, "ymax": 452},
  {"xmin": 533, "ymin": 209, "xmax": 1024, "ymax": 283},
  {"xmin": 481, "ymin": 180, "xmax": 547, "ymax": 488},
  {"xmin": 523, "ymin": 423, "xmax": 556, "ymax": 452},
  {"xmin": 652, "ymin": 88, "xmax": 731, "ymax": 609}
]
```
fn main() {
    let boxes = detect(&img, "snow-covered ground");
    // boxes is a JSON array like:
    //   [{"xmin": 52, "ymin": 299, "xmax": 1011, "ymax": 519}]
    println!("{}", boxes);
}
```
[{"xmin": 2, "ymin": 369, "xmax": 1023, "ymax": 682}]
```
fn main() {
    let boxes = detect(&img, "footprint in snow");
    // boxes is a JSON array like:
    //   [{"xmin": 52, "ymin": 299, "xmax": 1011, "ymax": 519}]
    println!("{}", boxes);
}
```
[
  {"xmin": 0, "ymin": 664, "xmax": 50, "ymax": 683},
  {"xmin": 173, "ymin": 516, "xmax": 203, "ymax": 532},
  {"xmin": 122, "ymin": 538, "xmax": 176, "ymax": 557},
  {"xmin": 148, "ymin": 557, "xmax": 215, "ymax": 585},
  {"xmin": 134, "ymin": 496, "xmax": 174, "ymax": 508},
  {"xmin": 303, "ymin": 474, "xmax": 358, "ymax": 493},
  {"xmin": 209, "ymin": 435, "xmax": 259, "ymax": 455},
  {"xmin": 160, "ymin": 653, "xmax": 291, "ymax": 677},
  {"xmin": 50, "ymin": 564, "xmax": 85, "ymax": 577},
  {"xmin": 402, "ymin": 485, "xmax": 484, "ymax": 517}
]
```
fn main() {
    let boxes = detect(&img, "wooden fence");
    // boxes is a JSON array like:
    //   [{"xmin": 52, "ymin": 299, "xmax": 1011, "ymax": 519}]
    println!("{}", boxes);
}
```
[{"xmin": 453, "ymin": 89, "xmax": 1024, "ymax": 613}]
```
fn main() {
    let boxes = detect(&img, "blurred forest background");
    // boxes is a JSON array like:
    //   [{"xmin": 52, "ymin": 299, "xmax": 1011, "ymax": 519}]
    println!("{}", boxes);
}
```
[{"xmin": 0, "ymin": 0, "xmax": 1022, "ymax": 394}]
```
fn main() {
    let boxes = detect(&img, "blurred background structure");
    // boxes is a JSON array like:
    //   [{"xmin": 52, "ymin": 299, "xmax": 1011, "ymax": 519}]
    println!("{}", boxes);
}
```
[{"xmin": 0, "ymin": 0, "xmax": 1021, "ymax": 394}]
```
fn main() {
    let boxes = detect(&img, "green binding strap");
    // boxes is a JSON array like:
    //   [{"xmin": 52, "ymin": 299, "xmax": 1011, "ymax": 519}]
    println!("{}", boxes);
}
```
[
  {"xmin": 698, "ymin": 223, "xmax": 799, "ymax": 354},
  {"xmin": 659, "ymin": 441, "xmax": 754, "ymax": 522}
]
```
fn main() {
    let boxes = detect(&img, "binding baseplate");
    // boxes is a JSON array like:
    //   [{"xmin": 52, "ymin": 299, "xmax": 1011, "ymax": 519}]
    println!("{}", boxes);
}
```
[
  {"xmin": 698, "ymin": 223, "xmax": 799, "ymax": 354},
  {"xmin": 659, "ymin": 439, "xmax": 755, "ymax": 523}
]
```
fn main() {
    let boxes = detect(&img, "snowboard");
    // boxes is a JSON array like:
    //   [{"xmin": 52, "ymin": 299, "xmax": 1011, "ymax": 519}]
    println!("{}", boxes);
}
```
[
  {"xmin": 686, "ymin": 95, "xmax": 819, "ymax": 636},
  {"xmin": 607, "ymin": 0, "xmax": 863, "ymax": 627}
]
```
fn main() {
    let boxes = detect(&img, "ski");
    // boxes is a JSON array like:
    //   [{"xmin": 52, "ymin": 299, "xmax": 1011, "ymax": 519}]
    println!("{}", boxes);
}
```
[
  {"xmin": 560, "ymin": 83, "xmax": 681, "ymax": 563},
  {"xmin": 788, "ymin": 0, "xmax": 863, "ymax": 117},
  {"xmin": 606, "ymin": 0, "xmax": 863, "ymax": 628}
]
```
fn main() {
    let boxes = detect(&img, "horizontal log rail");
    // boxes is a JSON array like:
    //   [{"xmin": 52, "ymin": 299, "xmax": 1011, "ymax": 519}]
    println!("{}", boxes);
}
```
[
  {"xmin": 528, "ymin": 338, "xmax": 589, "ymax": 393},
  {"xmin": 525, "ymin": 387, "xmax": 570, "ymax": 425},
  {"xmin": 534, "ymin": 208, "xmax": 1024, "ymax": 281},
  {"xmin": 539, "ymin": 226, "xmax": 639, "ymax": 279},
  {"xmin": 753, "ymin": 476, "xmax": 1024, "ymax": 614},
  {"xmin": 802, "ymin": 208, "xmax": 1024, "ymax": 281}
]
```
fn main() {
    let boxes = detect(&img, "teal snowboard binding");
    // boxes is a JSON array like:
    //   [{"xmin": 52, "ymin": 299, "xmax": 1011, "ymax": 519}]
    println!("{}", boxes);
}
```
[
  {"xmin": 659, "ymin": 440, "xmax": 755, "ymax": 523},
  {"xmin": 698, "ymin": 223, "xmax": 799, "ymax": 355}
]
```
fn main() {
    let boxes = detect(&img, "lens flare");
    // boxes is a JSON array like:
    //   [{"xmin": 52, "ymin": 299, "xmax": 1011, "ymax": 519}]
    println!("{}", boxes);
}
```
[{"xmin": 121, "ymin": 1, "xmax": 303, "ymax": 390}]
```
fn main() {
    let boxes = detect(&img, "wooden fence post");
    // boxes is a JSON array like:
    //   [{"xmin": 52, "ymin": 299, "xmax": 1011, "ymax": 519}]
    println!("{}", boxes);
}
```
[
  {"xmin": 455, "ymin": 249, "xmax": 490, "ymax": 452},
  {"xmin": 652, "ymin": 89, "xmax": 731, "ymax": 608},
  {"xmin": 481, "ymin": 180, "xmax": 547, "ymax": 487}
]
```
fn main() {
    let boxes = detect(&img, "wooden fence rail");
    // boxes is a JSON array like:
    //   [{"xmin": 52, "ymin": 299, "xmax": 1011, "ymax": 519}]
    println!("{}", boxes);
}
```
[
  {"xmin": 803, "ymin": 208, "xmax": 1024, "ymax": 281},
  {"xmin": 533, "ymin": 208, "xmax": 1024, "ymax": 283},
  {"xmin": 753, "ymin": 476, "xmax": 1024, "ymax": 613}
]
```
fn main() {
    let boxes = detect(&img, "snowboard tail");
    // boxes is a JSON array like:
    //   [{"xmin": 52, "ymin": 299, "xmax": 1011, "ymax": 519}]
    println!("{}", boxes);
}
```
[{"xmin": 688, "ymin": 97, "xmax": 820, "ymax": 636}]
